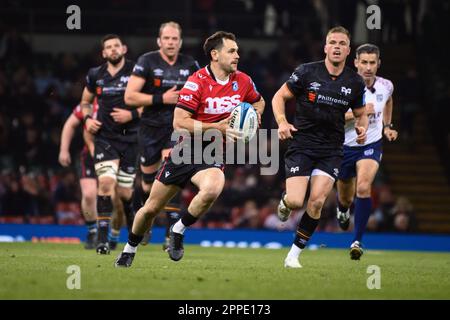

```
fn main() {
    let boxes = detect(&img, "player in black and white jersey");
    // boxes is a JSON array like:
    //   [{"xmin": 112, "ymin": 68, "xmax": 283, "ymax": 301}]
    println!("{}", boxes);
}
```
[
  {"xmin": 272, "ymin": 26, "xmax": 368, "ymax": 268},
  {"xmin": 81, "ymin": 34, "xmax": 141, "ymax": 254},
  {"xmin": 124, "ymin": 22, "xmax": 199, "ymax": 249}
]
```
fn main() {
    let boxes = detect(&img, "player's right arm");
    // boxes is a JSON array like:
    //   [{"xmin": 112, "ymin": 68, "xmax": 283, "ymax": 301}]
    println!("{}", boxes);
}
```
[
  {"xmin": 124, "ymin": 75, "xmax": 180, "ymax": 107},
  {"xmin": 83, "ymin": 129, "xmax": 95, "ymax": 157},
  {"xmin": 173, "ymin": 107, "xmax": 230, "ymax": 135},
  {"xmin": 81, "ymin": 87, "xmax": 102, "ymax": 134},
  {"xmin": 125, "ymin": 55, "xmax": 180, "ymax": 107},
  {"xmin": 59, "ymin": 114, "xmax": 81, "ymax": 167},
  {"xmin": 81, "ymin": 69, "xmax": 102, "ymax": 134},
  {"xmin": 272, "ymin": 83, "xmax": 298, "ymax": 140}
]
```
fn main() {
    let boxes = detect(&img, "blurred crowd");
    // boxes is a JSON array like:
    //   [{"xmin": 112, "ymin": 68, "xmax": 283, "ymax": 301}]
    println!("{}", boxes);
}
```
[{"xmin": 0, "ymin": 0, "xmax": 437, "ymax": 233}]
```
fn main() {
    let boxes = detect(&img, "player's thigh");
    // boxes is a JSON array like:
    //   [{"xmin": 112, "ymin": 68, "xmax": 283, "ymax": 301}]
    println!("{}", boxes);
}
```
[
  {"xmin": 145, "ymin": 180, "xmax": 180, "ymax": 213},
  {"xmin": 138, "ymin": 125, "xmax": 172, "ymax": 171},
  {"xmin": 356, "ymin": 159, "xmax": 379, "ymax": 188},
  {"xmin": 285, "ymin": 176, "xmax": 309, "ymax": 206},
  {"xmin": 190, "ymin": 168, "xmax": 225, "ymax": 196},
  {"xmin": 308, "ymin": 174, "xmax": 335, "ymax": 208},
  {"xmin": 79, "ymin": 178, "xmax": 97, "ymax": 199},
  {"xmin": 336, "ymin": 177, "xmax": 356, "ymax": 202}
]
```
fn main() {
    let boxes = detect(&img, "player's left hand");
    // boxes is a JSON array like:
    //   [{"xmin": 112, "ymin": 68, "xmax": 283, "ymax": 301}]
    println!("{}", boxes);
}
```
[
  {"xmin": 355, "ymin": 126, "xmax": 367, "ymax": 144},
  {"xmin": 384, "ymin": 128, "xmax": 398, "ymax": 141},
  {"xmin": 111, "ymin": 108, "xmax": 132, "ymax": 123}
]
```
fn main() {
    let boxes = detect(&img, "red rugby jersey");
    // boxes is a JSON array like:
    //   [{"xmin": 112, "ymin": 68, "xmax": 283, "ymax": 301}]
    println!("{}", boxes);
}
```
[
  {"xmin": 176, "ymin": 65, "xmax": 261, "ymax": 122},
  {"xmin": 72, "ymin": 98, "xmax": 99, "ymax": 122}
]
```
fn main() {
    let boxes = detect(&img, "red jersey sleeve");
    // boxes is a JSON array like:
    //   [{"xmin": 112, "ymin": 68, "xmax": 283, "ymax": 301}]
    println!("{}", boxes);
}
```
[
  {"xmin": 243, "ymin": 74, "xmax": 261, "ymax": 104},
  {"xmin": 176, "ymin": 75, "xmax": 202, "ymax": 114},
  {"xmin": 72, "ymin": 105, "xmax": 83, "ymax": 121}
]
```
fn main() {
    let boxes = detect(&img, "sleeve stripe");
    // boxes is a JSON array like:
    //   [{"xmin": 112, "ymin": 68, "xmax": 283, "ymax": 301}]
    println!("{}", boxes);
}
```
[
  {"xmin": 131, "ymin": 72, "xmax": 146, "ymax": 79},
  {"xmin": 176, "ymin": 104, "xmax": 195, "ymax": 114},
  {"xmin": 285, "ymin": 82, "xmax": 295, "ymax": 94}
]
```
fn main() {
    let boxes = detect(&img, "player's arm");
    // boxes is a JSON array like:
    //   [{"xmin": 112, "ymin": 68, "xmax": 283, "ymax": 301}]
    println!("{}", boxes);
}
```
[
  {"xmin": 173, "ymin": 107, "xmax": 231, "ymax": 135},
  {"xmin": 58, "ymin": 114, "xmax": 81, "ymax": 167},
  {"xmin": 352, "ymin": 106, "xmax": 368, "ymax": 144},
  {"xmin": 272, "ymin": 83, "xmax": 298, "ymax": 140},
  {"xmin": 251, "ymin": 96, "xmax": 265, "ymax": 126},
  {"xmin": 83, "ymin": 129, "xmax": 95, "ymax": 157},
  {"xmin": 110, "ymin": 106, "xmax": 143, "ymax": 124},
  {"xmin": 125, "ymin": 75, "xmax": 179, "ymax": 107},
  {"xmin": 80, "ymin": 87, "xmax": 102, "ymax": 134},
  {"xmin": 383, "ymin": 96, "xmax": 398, "ymax": 141}
]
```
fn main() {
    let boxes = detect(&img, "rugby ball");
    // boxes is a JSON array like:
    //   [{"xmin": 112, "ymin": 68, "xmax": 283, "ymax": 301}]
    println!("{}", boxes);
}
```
[{"xmin": 229, "ymin": 102, "xmax": 258, "ymax": 142}]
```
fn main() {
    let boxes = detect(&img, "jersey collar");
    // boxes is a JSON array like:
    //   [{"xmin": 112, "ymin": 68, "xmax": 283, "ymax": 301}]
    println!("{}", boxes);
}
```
[{"xmin": 206, "ymin": 64, "xmax": 230, "ymax": 85}]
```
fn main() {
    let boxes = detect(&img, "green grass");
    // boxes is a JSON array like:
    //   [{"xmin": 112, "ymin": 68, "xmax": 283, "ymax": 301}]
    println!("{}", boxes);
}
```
[{"xmin": 1, "ymin": 243, "xmax": 449, "ymax": 299}]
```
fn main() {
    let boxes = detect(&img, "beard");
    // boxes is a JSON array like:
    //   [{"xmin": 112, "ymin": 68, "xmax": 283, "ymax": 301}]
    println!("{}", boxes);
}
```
[{"xmin": 106, "ymin": 54, "xmax": 124, "ymax": 65}]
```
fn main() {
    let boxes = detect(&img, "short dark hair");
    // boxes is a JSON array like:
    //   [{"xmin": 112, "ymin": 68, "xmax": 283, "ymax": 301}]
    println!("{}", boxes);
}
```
[
  {"xmin": 326, "ymin": 26, "xmax": 351, "ymax": 43},
  {"xmin": 203, "ymin": 31, "xmax": 236, "ymax": 61},
  {"xmin": 356, "ymin": 43, "xmax": 380, "ymax": 58},
  {"xmin": 101, "ymin": 34, "xmax": 123, "ymax": 48}
]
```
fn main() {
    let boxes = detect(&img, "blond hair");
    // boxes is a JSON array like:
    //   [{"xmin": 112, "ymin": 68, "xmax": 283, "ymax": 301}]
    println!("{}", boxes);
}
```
[
  {"xmin": 159, "ymin": 21, "xmax": 182, "ymax": 37},
  {"xmin": 326, "ymin": 26, "xmax": 351, "ymax": 43}
]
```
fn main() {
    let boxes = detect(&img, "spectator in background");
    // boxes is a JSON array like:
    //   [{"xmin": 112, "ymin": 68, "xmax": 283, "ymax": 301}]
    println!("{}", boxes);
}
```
[
  {"xmin": 398, "ymin": 66, "xmax": 420, "ymax": 148},
  {"xmin": 53, "ymin": 169, "xmax": 82, "ymax": 225},
  {"xmin": 390, "ymin": 196, "xmax": 417, "ymax": 232},
  {"xmin": 232, "ymin": 200, "xmax": 260, "ymax": 229},
  {"xmin": 372, "ymin": 185, "xmax": 396, "ymax": 231}
]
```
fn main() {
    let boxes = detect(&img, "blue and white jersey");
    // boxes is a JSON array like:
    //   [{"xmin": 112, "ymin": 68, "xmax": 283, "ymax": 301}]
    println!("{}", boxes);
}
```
[{"xmin": 344, "ymin": 76, "xmax": 394, "ymax": 147}]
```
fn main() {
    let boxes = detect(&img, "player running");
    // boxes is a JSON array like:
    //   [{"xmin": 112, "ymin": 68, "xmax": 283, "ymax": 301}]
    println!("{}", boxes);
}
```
[
  {"xmin": 124, "ymin": 22, "xmax": 199, "ymax": 250},
  {"xmin": 59, "ymin": 101, "xmax": 99, "ymax": 249},
  {"xmin": 336, "ymin": 43, "xmax": 398, "ymax": 260},
  {"xmin": 81, "ymin": 34, "xmax": 141, "ymax": 254},
  {"xmin": 115, "ymin": 31, "xmax": 265, "ymax": 267},
  {"xmin": 272, "ymin": 26, "xmax": 368, "ymax": 268}
]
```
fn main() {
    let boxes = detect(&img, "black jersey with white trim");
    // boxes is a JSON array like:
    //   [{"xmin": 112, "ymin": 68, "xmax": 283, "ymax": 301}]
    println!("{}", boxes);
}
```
[
  {"xmin": 132, "ymin": 51, "xmax": 199, "ymax": 127},
  {"xmin": 286, "ymin": 60, "xmax": 365, "ymax": 156},
  {"xmin": 85, "ymin": 59, "xmax": 138, "ymax": 142}
]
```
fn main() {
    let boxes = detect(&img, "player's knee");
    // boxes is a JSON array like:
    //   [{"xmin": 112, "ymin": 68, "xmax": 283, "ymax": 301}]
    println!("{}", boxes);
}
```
[
  {"xmin": 356, "ymin": 182, "xmax": 371, "ymax": 198},
  {"xmin": 286, "ymin": 196, "xmax": 304, "ymax": 210},
  {"xmin": 141, "ymin": 202, "xmax": 160, "ymax": 219},
  {"xmin": 98, "ymin": 179, "xmax": 116, "ymax": 195},
  {"xmin": 199, "ymin": 188, "xmax": 221, "ymax": 204},
  {"xmin": 308, "ymin": 198, "xmax": 325, "ymax": 214},
  {"xmin": 83, "ymin": 193, "xmax": 96, "ymax": 206}
]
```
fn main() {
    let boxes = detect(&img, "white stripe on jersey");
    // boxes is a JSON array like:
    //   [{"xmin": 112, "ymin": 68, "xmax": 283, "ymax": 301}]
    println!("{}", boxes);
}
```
[{"xmin": 344, "ymin": 76, "xmax": 394, "ymax": 147}]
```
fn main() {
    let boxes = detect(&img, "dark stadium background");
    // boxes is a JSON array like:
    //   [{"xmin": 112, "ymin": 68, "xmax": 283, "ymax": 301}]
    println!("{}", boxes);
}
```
[{"xmin": 1, "ymin": 0, "xmax": 449, "ymax": 241}]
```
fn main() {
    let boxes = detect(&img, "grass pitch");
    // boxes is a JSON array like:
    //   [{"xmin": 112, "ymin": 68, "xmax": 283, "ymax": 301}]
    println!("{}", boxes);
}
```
[{"xmin": 0, "ymin": 242, "xmax": 449, "ymax": 299}]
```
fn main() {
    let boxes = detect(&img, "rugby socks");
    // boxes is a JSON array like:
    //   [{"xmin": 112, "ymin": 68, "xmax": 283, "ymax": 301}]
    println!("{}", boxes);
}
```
[
  {"xmin": 124, "ymin": 232, "xmax": 144, "ymax": 253},
  {"xmin": 288, "ymin": 212, "xmax": 319, "ymax": 258},
  {"xmin": 109, "ymin": 228, "xmax": 120, "ymax": 243},
  {"xmin": 172, "ymin": 212, "xmax": 198, "ymax": 235},
  {"xmin": 353, "ymin": 197, "xmax": 372, "ymax": 243},
  {"xmin": 97, "ymin": 195, "xmax": 113, "ymax": 244},
  {"xmin": 165, "ymin": 193, "xmax": 181, "ymax": 238},
  {"xmin": 121, "ymin": 197, "xmax": 135, "ymax": 232},
  {"xmin": 86, "ymin": 220, "xmax": 97, "ymax": 234}
]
